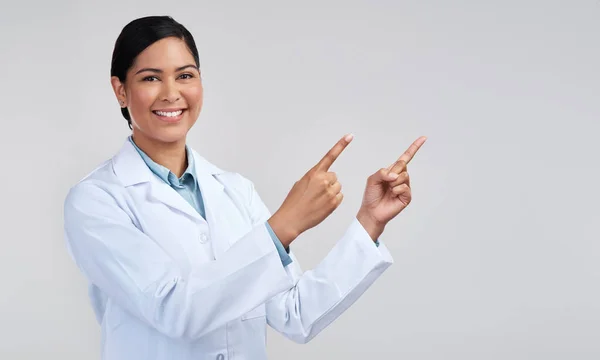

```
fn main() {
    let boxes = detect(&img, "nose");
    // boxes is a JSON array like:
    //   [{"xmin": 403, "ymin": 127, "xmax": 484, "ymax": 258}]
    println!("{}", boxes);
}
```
[{"xmin": 160, "ymin": 78, "xmax": 181, "ymax": 103}]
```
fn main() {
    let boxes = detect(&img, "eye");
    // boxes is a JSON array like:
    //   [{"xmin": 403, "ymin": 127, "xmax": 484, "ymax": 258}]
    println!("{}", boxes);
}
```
[
  {"xmin": 143, "ymin": 76, "xmax": 159, "ymax": 82},
  {"xmin": 179, "ymin": 73, "xmax": 194, "ymax": 80}
]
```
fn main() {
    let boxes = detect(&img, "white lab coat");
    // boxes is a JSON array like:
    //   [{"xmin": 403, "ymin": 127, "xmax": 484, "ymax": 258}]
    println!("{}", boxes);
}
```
[{"xmin": 63, "ymin": 138, "xmax": 394, "ymax": 360}]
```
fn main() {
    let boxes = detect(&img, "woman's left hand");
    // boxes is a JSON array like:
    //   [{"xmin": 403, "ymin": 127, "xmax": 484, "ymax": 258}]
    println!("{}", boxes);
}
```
[{"xmin": 357, "ymin": 136, "xmax": 427, "ymax": 240}]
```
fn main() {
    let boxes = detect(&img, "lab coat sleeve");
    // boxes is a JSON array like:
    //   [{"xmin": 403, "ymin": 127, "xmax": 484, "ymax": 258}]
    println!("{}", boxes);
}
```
[
  {"xmin": 63, "ymin": 182, "xmax": 294, "ymax": 342},
  {"xmin": 244, "ymin": 177, "xmax": 394, "ymax": 344}
]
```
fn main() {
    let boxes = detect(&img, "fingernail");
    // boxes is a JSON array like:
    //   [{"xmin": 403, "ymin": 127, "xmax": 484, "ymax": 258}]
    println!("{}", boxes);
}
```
[
  {"xmin": 344, "ymin": 133, "xmax": 354, "ymax": 142},
  {"xmin": 389, "ymin": 172, "xmax": 399, "ymax": 179}
]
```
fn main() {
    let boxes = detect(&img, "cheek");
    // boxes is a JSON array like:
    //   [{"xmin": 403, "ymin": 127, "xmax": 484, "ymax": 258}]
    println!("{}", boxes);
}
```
[
  {"xmin": 129, "ymin": 85, "xmax": 158, "ymax": 114},
  {"xmin": 184, "ymin": 85, "xmax": 203, "ymax": 109}
]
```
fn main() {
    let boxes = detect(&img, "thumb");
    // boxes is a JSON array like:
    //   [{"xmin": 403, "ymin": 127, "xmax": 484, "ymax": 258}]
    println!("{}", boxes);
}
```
[{"xmin": 368, "ymin": 168, "xmax": 399, "ymax": 185}]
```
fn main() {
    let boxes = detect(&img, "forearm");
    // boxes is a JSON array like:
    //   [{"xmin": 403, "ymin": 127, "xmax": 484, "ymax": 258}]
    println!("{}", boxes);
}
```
[{"xmin": 265, "ymin": 217, "xmax": 393, "ymax": 343}]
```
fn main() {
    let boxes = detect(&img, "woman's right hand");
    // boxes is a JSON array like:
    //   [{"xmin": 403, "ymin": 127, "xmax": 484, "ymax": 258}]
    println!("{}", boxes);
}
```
[{"xmin": 268, "ymin": 134, "xmax": 354, "ymax": 248}]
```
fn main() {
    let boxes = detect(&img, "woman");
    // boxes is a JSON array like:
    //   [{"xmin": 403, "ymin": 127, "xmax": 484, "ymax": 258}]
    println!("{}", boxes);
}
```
[{"xmin": 63, "ymin": 15, "xmax": 426, "ymax": 360}]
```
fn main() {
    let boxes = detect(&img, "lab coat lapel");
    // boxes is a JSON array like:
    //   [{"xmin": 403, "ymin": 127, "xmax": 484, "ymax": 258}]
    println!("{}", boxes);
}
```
[
  {"xmin": 112, "ymin": 138, "xmax": 203, "ymax": 222},
  {"xmin": 148, "ymin": 178, "xmax": 203, "ymax": 222},
  {"xmin": 191, "ymin": 150, "xmax": 239, "ymax": 259}
]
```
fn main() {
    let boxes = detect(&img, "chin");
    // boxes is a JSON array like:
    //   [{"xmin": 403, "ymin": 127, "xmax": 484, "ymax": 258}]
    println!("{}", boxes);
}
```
[
  {"xmin": 138, "ymin": 121, "xmax": 190, "ymax": 144},
  {"xmin": 154, "ymin": 126, "xmax": 190, "ymax": 144}
]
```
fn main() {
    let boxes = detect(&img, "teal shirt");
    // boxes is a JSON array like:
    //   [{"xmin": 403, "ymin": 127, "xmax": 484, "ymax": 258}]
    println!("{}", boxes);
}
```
[{"xmin": 128, "ymin": 137, "xmax": 293, "ymax": 266}]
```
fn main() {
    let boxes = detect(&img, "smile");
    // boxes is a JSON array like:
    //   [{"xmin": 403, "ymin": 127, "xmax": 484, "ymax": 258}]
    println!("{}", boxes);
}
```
[
  {"xmin": 153, "ymin": 110, "xmax": 183, "ymax": 117},
  {"xmin": 152, "ymin": 109, "xmax": 186, "ymax": 123}
]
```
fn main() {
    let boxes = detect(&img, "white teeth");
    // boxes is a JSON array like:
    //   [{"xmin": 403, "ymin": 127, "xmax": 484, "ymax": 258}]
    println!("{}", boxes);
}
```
[{"xmin": 154, "ymin": 110, "xmax": 183, "ymax": 117}]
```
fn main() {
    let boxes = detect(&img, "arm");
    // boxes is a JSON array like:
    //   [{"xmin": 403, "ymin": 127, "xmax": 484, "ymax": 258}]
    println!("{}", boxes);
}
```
[
  {"xmin": 245, "ymin": 178, "xmax": 393, "ymax": 344},
  {"xmin": 265, "ymin": 135, "xmax": 427, "ymax": 342},
  {"xmin": 265, "ymin": 218, "xmax": 393, "ymax": 344},
  {"xmin": 63, "ymin": 183, "xmax": 294, "ymax": 342}
]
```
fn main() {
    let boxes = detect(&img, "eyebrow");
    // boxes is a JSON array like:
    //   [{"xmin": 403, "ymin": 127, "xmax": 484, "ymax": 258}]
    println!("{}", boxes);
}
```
[{"xmin": 135, "ymin": 64, "xmax": 198, "ymax": 75}]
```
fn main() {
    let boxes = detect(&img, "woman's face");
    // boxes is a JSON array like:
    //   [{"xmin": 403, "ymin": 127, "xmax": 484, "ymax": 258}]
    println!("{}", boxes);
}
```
[{"xmin": 111, "ymin": 37, "xmax": 203, "ymax": 145}]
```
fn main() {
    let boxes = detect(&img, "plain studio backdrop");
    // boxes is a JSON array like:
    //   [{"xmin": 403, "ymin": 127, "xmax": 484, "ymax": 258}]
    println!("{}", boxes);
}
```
[{"xmin": 1, "ymin": 0, "xmax": 599, "ymax": 359}]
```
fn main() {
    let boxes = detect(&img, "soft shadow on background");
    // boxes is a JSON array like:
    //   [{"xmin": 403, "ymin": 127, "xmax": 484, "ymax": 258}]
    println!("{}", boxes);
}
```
[{"xmin": 1, "ymin": 1, "xmax": 599, "ymax": 359}]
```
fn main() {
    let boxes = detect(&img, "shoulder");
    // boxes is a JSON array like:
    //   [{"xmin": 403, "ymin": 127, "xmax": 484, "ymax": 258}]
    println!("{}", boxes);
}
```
[
  {"xmin": 190, "ymin": 150, "xmax": 268, "ymax": 216},
  {"xmin": 190, "ymin": 150, "xmax": 269, "ymax": 220},
  {"xmin": 190, "ymin": 149, "xmax": 256, "ymax": 193},
  {"xmin": 63, "ymin": 157, "xmax": 125, "ymax": 213}
]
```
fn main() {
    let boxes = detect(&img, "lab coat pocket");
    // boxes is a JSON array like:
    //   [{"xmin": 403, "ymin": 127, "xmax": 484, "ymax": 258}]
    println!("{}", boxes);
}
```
[{"xmin": 241, "ymin": 303, "xmax": 266, "ymax": 320}]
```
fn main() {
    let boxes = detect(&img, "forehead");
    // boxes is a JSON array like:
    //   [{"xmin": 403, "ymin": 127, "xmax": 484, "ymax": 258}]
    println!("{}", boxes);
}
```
[{"xmin": 131, "ymin": 37, "xmax": 196, "ymax": 70}]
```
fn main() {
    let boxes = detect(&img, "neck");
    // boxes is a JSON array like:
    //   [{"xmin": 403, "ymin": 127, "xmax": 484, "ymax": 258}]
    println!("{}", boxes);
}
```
[{"xmin": 131, "ymin": 132, "xmax": 188, "ymax": 177}]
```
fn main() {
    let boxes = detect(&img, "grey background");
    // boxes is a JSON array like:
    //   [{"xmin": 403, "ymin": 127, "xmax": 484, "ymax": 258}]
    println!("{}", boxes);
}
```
[{"xmin": 1, "ymin": 0, "xmax": 599, "ymax": 359}]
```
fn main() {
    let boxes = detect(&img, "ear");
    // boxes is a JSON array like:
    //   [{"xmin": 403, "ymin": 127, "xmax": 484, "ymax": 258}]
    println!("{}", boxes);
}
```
[{"xmin": 110, "ymin": 76, "xmax": 127, "ymax": 107}]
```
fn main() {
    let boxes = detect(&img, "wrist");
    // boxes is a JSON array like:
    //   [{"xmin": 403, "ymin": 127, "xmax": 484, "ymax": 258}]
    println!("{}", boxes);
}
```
[
  {"xmin": 268, "ymin": 211, "xmax": 299, "ymax": 248},
  {"xmin": 356, "ymin": 208, "xmax": 385, "ymax": 241}
]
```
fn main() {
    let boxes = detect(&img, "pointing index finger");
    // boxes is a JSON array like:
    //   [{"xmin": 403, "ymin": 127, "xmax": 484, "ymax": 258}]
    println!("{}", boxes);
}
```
[
  {"xmin": 388, "ymin": 136, "xmax": 427, "ymax": 170},
  {"xmin": 315, "ymin": 133, "xmax": 354, "ymax": 171}
]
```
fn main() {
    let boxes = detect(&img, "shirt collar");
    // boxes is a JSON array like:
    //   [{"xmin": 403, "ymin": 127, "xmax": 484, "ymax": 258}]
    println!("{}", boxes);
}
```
[{"xmin": 127, "ymin": 136, "xmax": 197, "ymax": 186}]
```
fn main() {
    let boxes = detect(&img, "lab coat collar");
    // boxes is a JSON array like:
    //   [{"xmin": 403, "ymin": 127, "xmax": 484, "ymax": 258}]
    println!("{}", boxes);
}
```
[
  {"xmin": 112, "ymin": 137, "xmax": 228, "ymax": 224},
  {"xmin": 112, "ymin": 137, "xmax": 225, "ymax": 186}
]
